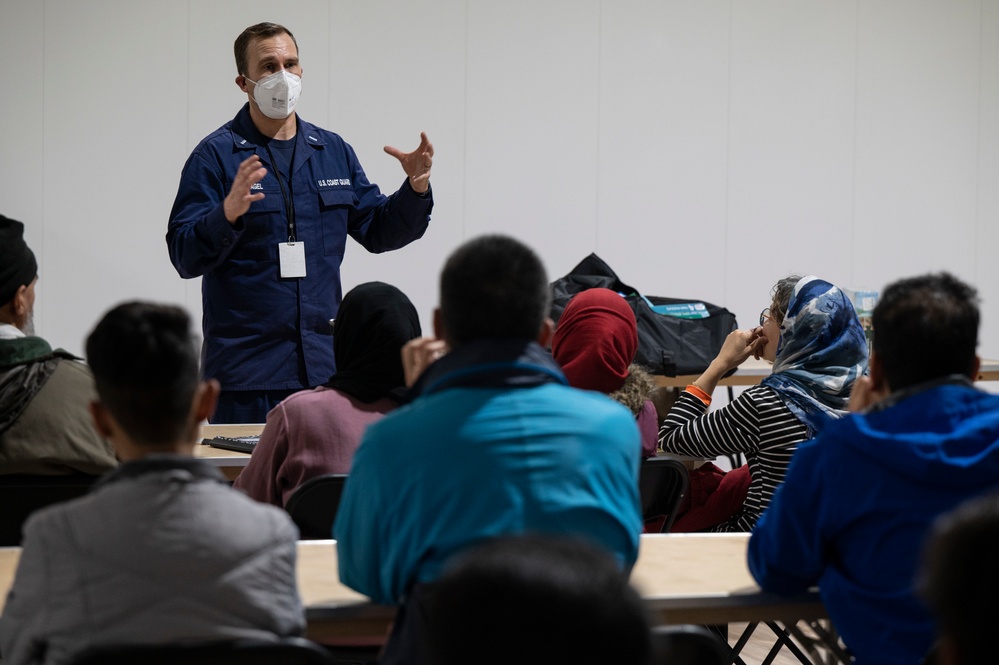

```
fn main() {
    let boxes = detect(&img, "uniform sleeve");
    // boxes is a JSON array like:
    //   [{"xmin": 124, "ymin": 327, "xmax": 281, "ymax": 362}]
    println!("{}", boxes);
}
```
[
  {"xmin": 747, "ymin": 437, "xmax": 828, "ymax": 594},
  {"xmin": 658, "ymin": 389, "xmax": 762, "ymax": 458},
  {"xmin": 341, "ymin": 142, "xmax": 432, "ymax": 254},
  {"xmin": 166, "ymin": 149, "xmax": 244, "ymax": 278},
  {"xmin": 1, "ymin": 515, "xmax": 56, "ymax": 665}
]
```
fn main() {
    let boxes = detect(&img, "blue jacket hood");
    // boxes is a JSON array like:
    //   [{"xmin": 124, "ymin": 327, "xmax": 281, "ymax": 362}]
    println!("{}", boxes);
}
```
[{"xmin": 829, "ymin": 381, "xmax": 999, "ymax": 490}]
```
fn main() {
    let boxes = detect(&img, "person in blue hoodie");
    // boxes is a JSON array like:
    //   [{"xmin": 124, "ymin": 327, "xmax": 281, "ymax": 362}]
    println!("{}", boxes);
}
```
[{"xmin": 748, "ymin": 272, "xmax": 999, "ymax": 665}]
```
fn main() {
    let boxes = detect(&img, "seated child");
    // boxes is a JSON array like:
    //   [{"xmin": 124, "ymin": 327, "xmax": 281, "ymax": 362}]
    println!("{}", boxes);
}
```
[{"xmin": 0, "ymin": 302, "xmax": 304, "ymax": 665}]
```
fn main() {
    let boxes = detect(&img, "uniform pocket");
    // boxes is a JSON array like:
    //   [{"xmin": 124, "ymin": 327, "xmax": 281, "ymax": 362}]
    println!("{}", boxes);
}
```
[{"xmin": 319, "ymin": 187, "xmax": 358, "ymax": 257}]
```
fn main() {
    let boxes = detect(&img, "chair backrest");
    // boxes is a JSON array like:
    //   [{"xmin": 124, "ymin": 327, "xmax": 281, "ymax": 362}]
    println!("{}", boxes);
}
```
[
  {"xmin": 0, "ymin": 473, "xmax": 99, "ymax": 546},
  {"xmin": 650, "ymin": 625, "xmax": 728, "ymax": 665},
  {"xmin": 284, "ymin": 473, "xmax": 348, "ymax": 539},
  {"xmin": 639, "ymin": 457, "xmax": 689, "ymax": 533},
  {"xmin": 68, "ymin": 637, "xmax": 336, "ymax": 665}
]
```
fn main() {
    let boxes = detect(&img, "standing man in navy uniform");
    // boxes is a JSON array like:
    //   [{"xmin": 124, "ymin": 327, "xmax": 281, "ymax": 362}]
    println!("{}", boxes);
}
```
[{"xmin": 168, "ymin": 22, "xmax": 433, "ymax": 423}]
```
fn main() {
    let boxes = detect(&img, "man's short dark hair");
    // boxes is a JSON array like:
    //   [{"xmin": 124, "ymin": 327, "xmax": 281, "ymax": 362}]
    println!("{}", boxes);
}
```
[
  {"xmin": 426, "ymin": 534, "xmax": 651, "ymax": 665},
  {"xmin": 920, "ymin": 492, "xmax": 999, "ymax": 665},
  {"xmin": 439, "ymin": 235, "xmax": 551, "ymax": 346},
  {"xmin": 234, "ymin": 22, "xmax": 298, "ymax": 77},
  {"xmin": 872, "ymin": 272, "xmax": 978, "ymax": 391},
  {"xmin": 86, "ymin": 302, "xmax": 200, "ymax": 446}
]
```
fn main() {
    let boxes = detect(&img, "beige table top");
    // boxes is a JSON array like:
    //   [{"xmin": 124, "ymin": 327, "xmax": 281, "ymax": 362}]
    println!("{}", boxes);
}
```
[
  {"xmin": 192, "ymin": 424, "xmax": 263, "ymax": 480},
  {"xmin": 656, "ymin": 357, "xmax": 999, "ymax": 389},
  {"xmin": 0, "ymin": 533, "xmax": 826, "ymax": 642}
]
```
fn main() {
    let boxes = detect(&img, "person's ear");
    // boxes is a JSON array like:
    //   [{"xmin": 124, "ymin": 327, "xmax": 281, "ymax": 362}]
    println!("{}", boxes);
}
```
[
  {"xmin": 536, "ymin": 317, "xmax": 554, "ymax": 348},
  {"xmin": 236, "ymin": 74, "xmax": 249, "ymax": 93},
  {"xmin": 971, "ymin": 355, "xmax": 981, "ymax": 381},
  {"xmin": 433, "ymin": 308, "xmax": 445, "ymax": 342},
  {"xmin": 867, "ymin": 351, "xmax": 888, "ymax": 394},
  {"xmin": 193, "ymin": 379, "xmax": 221, "ymax": 424},
  {"xmin": 11, "ymin": 284, "xmax": 29, "ymax": 318},
  {"xmin": 89, "ymin": 400, "xmax": 114, "ymax": 439}
]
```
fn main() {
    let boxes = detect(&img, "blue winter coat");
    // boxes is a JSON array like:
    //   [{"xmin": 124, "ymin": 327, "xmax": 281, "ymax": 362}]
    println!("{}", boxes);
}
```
[{"xmin": 748, "ymin": 379, "xmax": 999, "ymax": 665}]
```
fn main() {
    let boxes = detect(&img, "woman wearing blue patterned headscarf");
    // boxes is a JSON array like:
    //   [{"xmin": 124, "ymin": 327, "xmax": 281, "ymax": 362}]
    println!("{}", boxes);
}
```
[
  {"xmin": 659, "ymin": 275, "xmax": 868, "ymax": 532},
  {"xmin": 760, "ymin": 276, "xmax": 869, "ymax": 435}
]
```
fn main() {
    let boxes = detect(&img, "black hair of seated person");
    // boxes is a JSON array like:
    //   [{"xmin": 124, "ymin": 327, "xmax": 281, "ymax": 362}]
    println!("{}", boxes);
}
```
[
  {"xmin": 871, "ymin": 272, "xmax": 979, "ymax": 391},
  {"xmin": 919, "ymin": 491, "xmax": 999, "ymax": 665},
  {"xmin": 439, "ymin": 234, "xmax": 551, "ymax": 347},
  {"xmin": 86, "ymin": 302, "xmax": 199, "ymax": 446},
  {"xmin": 424, "ymin": 534, "xmax": 651, "ymax": 665}
]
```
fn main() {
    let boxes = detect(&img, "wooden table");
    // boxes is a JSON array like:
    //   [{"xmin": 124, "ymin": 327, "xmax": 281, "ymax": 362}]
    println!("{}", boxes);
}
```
[
  {"xmin": 0, "ymin": 534, "xmax": 821, "ymax": 640},
  {"xmin": 192, "ymin": 423, "xmax": 263, "ymax": 481},
  {"xmin": 655, "ymin": 357, "xmax": 999, "ymax": 389}
]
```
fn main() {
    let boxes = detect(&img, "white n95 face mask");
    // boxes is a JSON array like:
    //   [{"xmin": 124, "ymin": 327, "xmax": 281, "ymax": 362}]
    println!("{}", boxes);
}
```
[{"xmin": 246, "ymin": 70, "xmax": 301, "ymax": 120}]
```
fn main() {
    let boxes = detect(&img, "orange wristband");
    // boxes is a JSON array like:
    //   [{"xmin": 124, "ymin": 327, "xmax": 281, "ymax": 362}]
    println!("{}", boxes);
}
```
[{"xmin": 685, "ymin": 384, "xmax": 712, "ymax": 406}]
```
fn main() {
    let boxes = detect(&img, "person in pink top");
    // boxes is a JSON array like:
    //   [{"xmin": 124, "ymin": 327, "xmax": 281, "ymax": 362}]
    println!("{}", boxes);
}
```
[
  {"xmin": 234, "ymin": 281, "xmax": 420, "ymax": 506},
  {"xmin": 551, "ymin": 288, "xmax": 660, "ymax": 458}
]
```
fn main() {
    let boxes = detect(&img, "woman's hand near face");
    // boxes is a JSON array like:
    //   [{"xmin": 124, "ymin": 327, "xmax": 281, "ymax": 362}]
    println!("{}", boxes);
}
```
[
  {"xmin": 716, "ymin": 328, "xmax": 767, "ymax": 371},
  {"xmin": 690, "ymin": 328, "xmax": 767, "ymax": 397}
]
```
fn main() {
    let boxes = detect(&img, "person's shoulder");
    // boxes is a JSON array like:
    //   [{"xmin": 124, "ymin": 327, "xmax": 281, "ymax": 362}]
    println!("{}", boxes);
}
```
[{"xmin": 196, "ymin": 478, "xmax": 299, "ymax": 540}]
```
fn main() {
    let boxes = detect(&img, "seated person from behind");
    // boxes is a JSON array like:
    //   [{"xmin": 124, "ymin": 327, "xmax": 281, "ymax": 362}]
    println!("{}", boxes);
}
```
[
  {"xmin": 335, "ymin": 235, "xmax": 643, "ymax": 665},
  {"xmin": 425, "ymin": 534, "xmax": 651, "ymax": 665},
  {"xmin": 748, "ymin": 273, "xmax": 999, "ymax": 665},
  {"xmin": 551, "ymin": 287, "xmax": 662, "ymax": 458},
  {"xmin": 919, "ymin": 492, "xmax": 999, "ymax": 665},
  {"xmin": 0, "ymin": 214, "xmax": 116, "ymax": 475},
  {"xmin": 234, "ymin": 281, "xmax": 421, "ymax": 507},
  {"xmin": 659, "ymin": 275, "xmax": 867, "ymax": 532},
  {"xmin": 0, "ymin": 302, "xmax": 304, "ymax": 665}
]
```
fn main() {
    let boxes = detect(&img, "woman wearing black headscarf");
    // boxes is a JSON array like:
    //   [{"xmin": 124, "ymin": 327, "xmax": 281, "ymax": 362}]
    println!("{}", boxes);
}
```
[{"xmin": 234, "ymin": 282, "xmax": 421, "ymax": 506}]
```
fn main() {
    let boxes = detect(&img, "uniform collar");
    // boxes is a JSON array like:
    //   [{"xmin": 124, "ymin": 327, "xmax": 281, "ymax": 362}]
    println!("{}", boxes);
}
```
[{"xmin": 230, "ymin": 103, "xmax": 326, "ymax": 151}]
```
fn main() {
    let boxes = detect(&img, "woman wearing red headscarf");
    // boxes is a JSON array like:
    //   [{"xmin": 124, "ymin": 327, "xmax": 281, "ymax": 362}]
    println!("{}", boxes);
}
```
[{"xmin": 551, "ymin": 288, "xmax": 659, "ymax": 458}]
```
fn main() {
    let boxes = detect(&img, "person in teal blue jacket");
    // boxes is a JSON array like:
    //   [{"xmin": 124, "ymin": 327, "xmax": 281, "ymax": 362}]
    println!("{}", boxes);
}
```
[
  {"xmin": 335, "ymin": 235, "xmax": 643, "ymax": 665},
  {"xmin": 167, "ymin": 23, "xmax": 433, "ymax": 423},
  {"xmin": 748, "ymin": 273, "xmax": 999, "ymax": 665}
]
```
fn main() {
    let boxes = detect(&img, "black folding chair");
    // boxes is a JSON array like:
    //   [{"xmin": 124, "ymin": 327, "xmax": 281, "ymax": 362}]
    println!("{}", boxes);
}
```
[
  {"xmin": 284, "ymin": 473, "xmax": 348, "ymax": 540},
  {"xmin": 0, "ymin": 473, "xmax": 99, "ymax": 546},
  {"xmin": 650, "ymin": 625, "xmax": 729, "ymax": 665},
  {"xmin": 68, "ymin": 637, "xmax": 335, "ymax": 665},
  {"xmin": 639, "ymin": 457, "xmax": 689, "ymax": 533}
]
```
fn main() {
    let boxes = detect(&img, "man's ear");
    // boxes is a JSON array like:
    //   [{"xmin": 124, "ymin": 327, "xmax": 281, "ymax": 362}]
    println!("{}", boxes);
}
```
[
  {"xmin": 89, "ymin": 400, "xmax": 114, "ymax": 439},
  {"xmin": 971, "ymin": 355, "xmax": 981, "ymax": 381},
  {"xmin": 193, "ymin": 379, "xmax": 221, "ymax": 424},
  {"xmin": 11, "ymin": 284, "xmax": 29, "ymax": 318},
  {"xmin": 867, "ymin": 351, "xmax": 888, "ymax": 394},
  {"xmin": 536, "ymin": 317, "xmax": 555, "ymax": 349},
  {"xmin": 235, "ymin": 74, "xmax": 249, "ymax": 92},
  {"xmin": 433, "ymin": 308, "xmax": 445, "ymax": 342}
]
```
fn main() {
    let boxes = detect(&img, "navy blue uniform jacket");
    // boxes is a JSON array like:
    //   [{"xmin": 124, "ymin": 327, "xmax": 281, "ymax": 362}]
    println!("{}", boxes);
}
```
[{"xmin": 167, "ymin": 104, "xmax": 432, "ymax": 392}]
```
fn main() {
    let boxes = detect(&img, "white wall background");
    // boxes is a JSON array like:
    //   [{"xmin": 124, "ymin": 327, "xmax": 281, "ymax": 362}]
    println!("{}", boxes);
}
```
[{"xmin": 2, "ymin": 0, "xmax": 998, "ymax": 368}]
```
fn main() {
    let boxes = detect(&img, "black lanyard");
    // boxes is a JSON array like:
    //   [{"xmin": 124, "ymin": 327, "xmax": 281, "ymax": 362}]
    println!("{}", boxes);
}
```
[{"xmin": 265, "ymin": 142, "xmax": 297, "ymax": 242}]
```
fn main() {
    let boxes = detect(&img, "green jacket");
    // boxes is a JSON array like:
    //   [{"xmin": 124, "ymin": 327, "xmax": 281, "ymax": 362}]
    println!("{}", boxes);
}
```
[{"xmin": 0, "ymin": 336, "xmax": 117, "ymax": 475}]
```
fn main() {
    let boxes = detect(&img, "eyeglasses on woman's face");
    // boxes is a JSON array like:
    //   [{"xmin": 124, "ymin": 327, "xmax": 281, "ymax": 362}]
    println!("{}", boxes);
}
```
[{"xmin": 759, "ymin": 308, "xmax": 774, "ymax": 327}]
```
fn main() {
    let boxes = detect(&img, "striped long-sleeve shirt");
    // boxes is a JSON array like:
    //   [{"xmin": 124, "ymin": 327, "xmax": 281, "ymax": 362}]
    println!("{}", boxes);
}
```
[{"xmin": 658, "ymin": 386, "xmax": 809, "ymax": 532}]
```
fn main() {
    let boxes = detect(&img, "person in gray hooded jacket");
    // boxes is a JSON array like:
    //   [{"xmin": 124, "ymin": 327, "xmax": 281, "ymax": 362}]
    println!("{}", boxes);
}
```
[{"xmin": 0, "ymin": 301, "xmax": 304, "ymax": 665}]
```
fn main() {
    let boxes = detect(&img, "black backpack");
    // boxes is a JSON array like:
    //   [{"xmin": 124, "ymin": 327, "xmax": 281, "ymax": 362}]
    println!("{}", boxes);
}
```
[{"xmin": 550, "ymin": 254, "xmax": 737, "ymax": 377}]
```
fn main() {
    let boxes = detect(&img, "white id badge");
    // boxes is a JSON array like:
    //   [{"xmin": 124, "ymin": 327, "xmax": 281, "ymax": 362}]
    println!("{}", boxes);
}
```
[{"xmin": 278, "ymin": 242, "xmax": 307, "ymax": 278}]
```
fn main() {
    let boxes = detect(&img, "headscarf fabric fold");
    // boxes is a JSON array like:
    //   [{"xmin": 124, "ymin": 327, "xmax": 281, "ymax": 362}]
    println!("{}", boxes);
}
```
[
  {"xmin": 326, "ymin": 282, "xmax": 421, "ymax": 403},
  {"xmin": 761, "ymin": 275, "xmax": 868, "ymax": 435},
  {"xmin": 551, "ymin": 288, "xmax": 637, "ymax": 394}
]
